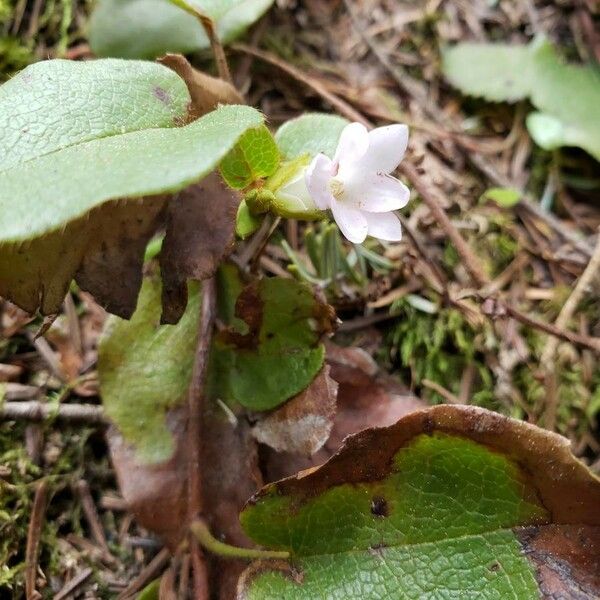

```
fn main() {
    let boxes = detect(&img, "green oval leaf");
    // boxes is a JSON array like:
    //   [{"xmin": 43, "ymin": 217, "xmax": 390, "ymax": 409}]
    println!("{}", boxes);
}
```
[
  {"xmin": 275, "ymin": 113, "xmax": 349, "ymax": 160},
  {"xmin": 208, "ymin": 265, "xmax": 336, "ymax": 411},
  {"xmin": 89, "ymin": 0, "xmax": 275, "ymax": 59},
  {"xmin": 239, "ymin": 405, "xmax": 600, "ymax": 599},
  {"xmin": 0, "ymin": 59, "xmax": 263, "ymax": 317}
]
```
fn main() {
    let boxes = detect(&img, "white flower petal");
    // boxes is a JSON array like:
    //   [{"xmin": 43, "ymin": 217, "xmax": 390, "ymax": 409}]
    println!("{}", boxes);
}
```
[
  {"xmin": 331, "ymin": 202, "xmax": 368, "ymax": 243},
  {"xmin": 365, "ymin": 211, "xmax": 402, "ymax": 241},
  {"xmin": 334, "ymin": 122, "xmax": 369, "ymax": 165},
  {"xmin": 278, "ymin": 172, "xmax": 317, "ymax": 211},
  {"xmin": 362, "ymin": 124, "xmax": 409, "ymax": 174},
  {"xmin": 306, "ymin": 153, "xmax": 335, "ymax": 210},
  {"xmin": 343, "ymin": 173, "xmax": 410, "ymax": 213}
]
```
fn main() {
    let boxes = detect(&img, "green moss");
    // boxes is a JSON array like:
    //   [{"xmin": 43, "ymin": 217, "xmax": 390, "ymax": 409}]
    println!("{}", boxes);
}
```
[{"xmin": 384, "ymin": 299, "xmax": 496, "ymax": 408}]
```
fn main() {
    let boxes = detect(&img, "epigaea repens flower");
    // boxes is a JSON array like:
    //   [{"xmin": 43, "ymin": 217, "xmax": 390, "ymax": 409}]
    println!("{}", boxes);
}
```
[{"xmin": 305, "ymin": 122, "xmax": 410, "ymax": 243}]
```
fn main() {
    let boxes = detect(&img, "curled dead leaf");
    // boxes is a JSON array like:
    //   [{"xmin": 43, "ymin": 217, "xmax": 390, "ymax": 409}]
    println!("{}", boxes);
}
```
[
  {"xmin": 251, "ymin": 366, "xmax": 338, "ymax": 455},
  {"xmin": 158, "ymin": 54, "xmax": 244, "ymax": 120}
]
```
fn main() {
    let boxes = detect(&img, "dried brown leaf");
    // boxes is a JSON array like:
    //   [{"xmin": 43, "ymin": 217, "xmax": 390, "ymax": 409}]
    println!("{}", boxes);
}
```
[
  {"xmin": 159, "ymin": 174, "xmax": 240, "ymax": 324},
  {"xmin": 251, "ymin": 366, "xmax": 338, "ymax": 455},
  {"xmin": 158, "ymin": 54, "xmax": 244, "ymax": 121}
]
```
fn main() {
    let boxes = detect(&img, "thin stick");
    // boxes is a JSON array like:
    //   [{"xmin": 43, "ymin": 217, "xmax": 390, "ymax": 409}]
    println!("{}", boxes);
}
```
[
  {"xmin": 0, "ymin": 401, "xmax": 106, "ymax": 424},
  {"xmin": 401, "ymin": 162, "xmax": 489, "ymax": 287},
  {"xmin": 53, "ymin": 567, "xmax": 93, "ymax": 600},
  {"xmin": 118, "ymin": 547, "xmax": 171, "ymax": 600},
  {"xmin": 26, "ymin": 480, "xmax": 49, "ymax": 600},
  {"xmin": 190, "ymin": 519, "xmax": 290, "ymax": 560},
  {"xmin": 541, "ymin": 233, "xmax": 600, "ymax": 367},
  {"xmin": 75, "ymin": 480, "xmax": 113, "ymax": 555},
  {"xmin": 231, "ymin": 44, "xmax": 370, "ymax": 126},
  {"xmin": 483, "ymin": 299, "xmax": 600, "ymax": 353},
  {"xmin": 421, "ymin": 379, "xmax": 461, "ymax": 404}
]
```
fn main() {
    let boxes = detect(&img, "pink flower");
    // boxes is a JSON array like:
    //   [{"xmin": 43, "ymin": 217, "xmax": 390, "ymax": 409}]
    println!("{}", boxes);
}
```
[{"xmin": 304, "ymin": 122, "xmax": 410, "ymax": 243}]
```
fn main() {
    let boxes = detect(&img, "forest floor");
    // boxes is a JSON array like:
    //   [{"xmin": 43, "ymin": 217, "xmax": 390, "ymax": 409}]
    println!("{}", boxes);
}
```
[{"xmin": 1, "ymin": 0, "xmax": 599, "ymax": 598}]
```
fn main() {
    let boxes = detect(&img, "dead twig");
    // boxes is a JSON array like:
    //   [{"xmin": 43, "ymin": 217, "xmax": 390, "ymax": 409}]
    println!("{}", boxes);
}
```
[
  {"xmin": 75, "ymin": 480, "xmax": 113, "ymax": 556},
  {"xmin": 53, "ymin": 568, "xmax": 93, "ymax": 600},
  {"xmin": 231, "ymin": 44, "xmax": 370, "ymax": 126},
  {"xmin": 541, "ymin": 233, "xmax": 600, "ymax": 367},
  {"xmin": 118, "ymin": 547, "xmax": 171, "ymax": 600},
  {"xmin": 400, "ymin": 162, "xmax": 489, "ymax": 287},
  {"xmin": 26, "ymin": 480, "xmax": 49, "ymax": 600},
  {"xmin": 1, "ymin": 382, "xmax": 40, "ymax": 400},
  {"xmin": 421, "ymin": 379, "xmax": 462, "ymax": 404},
  {"xmin": 0, "ymin": 401, "xmax": 106, "ymax": 423}
]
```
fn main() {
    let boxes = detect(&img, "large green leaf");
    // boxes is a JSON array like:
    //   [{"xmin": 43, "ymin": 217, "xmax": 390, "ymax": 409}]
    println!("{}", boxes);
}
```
[
  {"xmin": 239, "ymin": 405, "xmax": 600, "ymax": 599},
  {"xmin": 0, "ymin": 59, "xmax": 263, "ymax": 317},
  {"xmin": 274, "ymin": 113, "xmax": 349, "ymax": 160},
  {"xmin": 442, "ymin": 38, "xmax": 600, "ymax": 160},
  {"xmin": 208, "ymin": 265, "xmax": 336, "ymax": 411},
  {"xmin": 89, "ymin": 0, "xmax": 274, "ymax": 59},
  {"xmin": 98, "ymin": 276, "xmax": 200, "ymax": 463}
]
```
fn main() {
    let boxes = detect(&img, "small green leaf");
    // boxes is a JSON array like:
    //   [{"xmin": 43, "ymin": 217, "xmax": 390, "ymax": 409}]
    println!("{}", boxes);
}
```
[
  {"xmin": 220, "ymin": 125, "xmax": 280, "ymax": 189},
  {"xmin": 442, "ymin": 43, "xmax": 533, "ymax": 102},
  {"xmin": 89, "ymin": 0, "xmax": 275, "ymax": 59},
  {"xmin": 98, "ymin": 276, "xmax": 200, "ymax": 463},
  {"xmin": 208, "ymin": 265, "xmax": 336, "ymax": 411},
  {"xmin": 0, "ymin": 59, "xmax": 263, "ymax": 317},
  {"xmin": 236, "ymin": 200, "xmax": 263, "ymax": 239},
  {"xmin": 480, "ymin": 187, "xmax": 521, "ymax": 208},
  {"xmin": 136, "ymin": 579, "xmax": 160, "ymax": 600},
  {"xmin": 275, "ymin": 113, "xmax": 349, "ymax": 160},
  {"xmin": 442, "ymin": 38, "xmax": 600, "ymax": 160},
  {"xmin": 239, "ymin": 405, "xmax": 600, "ymax": 599},
  {"xmin": 526, "ymin": 112, "xmax": 565, "ymax": 151}
]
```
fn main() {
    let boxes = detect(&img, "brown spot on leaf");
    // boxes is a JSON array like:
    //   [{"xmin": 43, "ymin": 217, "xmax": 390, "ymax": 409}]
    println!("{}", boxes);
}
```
[
  {"xmin": 370, "ymin": 496, "xmax": 389, "ymax": 518},
  {"xmin": 517, "ymin": 524, "xmax": 600, "ymax": 599},
  {"xmin": 219, "ymin": 283, "xmax": 264, "ymax": 350},
  {"xmin": 152, "ymin": 86, "xmax": 171, "ymax": 105}
]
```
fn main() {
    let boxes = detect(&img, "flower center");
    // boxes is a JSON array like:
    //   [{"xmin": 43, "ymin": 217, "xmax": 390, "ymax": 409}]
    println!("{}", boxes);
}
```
[{"xmin": 329, "ymin": 178, "xmax": 344, "ymax": 200}]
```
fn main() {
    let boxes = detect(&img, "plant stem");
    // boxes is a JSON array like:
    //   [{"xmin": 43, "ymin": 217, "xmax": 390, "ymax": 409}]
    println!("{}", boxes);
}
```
[
  {"xmin": 190, "ymin": 519, "xmax": 290, "ymax": 560},
  {"xmin": 170, "ymin": 0, "xmax": 232, "ymax": 84},
  {"xmin": 187, "ymin": 278, "xmax": 217, "ymax": 522},
  {"xmin": 185, "ymin": 278, "xmax": 217, "ymax": 600}
]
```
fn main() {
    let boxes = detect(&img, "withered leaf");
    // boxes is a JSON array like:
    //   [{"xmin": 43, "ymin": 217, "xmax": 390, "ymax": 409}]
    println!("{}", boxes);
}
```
[
  {"xmin": 251, "ymin": 366, "xmax": 338, "ymax": 456},
  {"xmin": 263, "ymin": 343, "xmax": 424, "ymax": 482},
  {"xmin": 159, "ymin": 173, "xmax": 240, "ymax": 324},
  {"xmin": 158, "ymin": 54, "xmax": 244, "ymax": 121}
]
